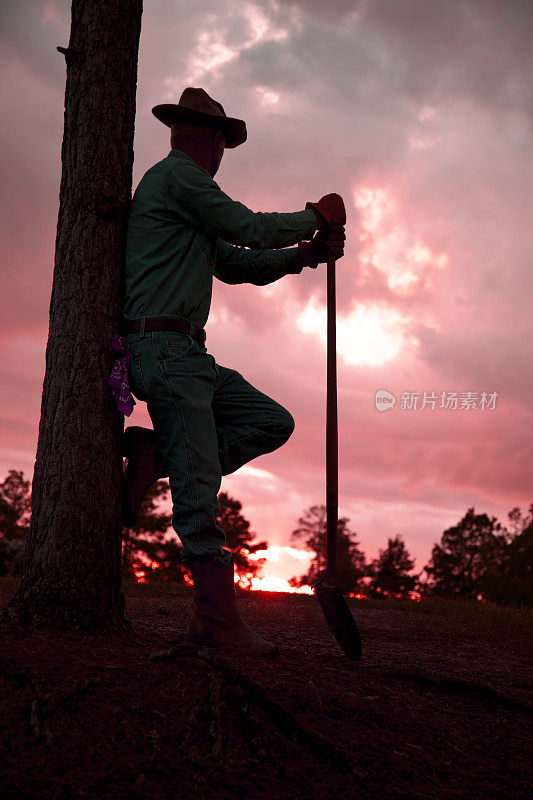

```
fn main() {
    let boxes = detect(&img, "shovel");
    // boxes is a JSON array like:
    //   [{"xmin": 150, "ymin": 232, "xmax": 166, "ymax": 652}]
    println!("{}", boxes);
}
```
[{"xmin": 313, "ymin": 251, "xmax": 362, "ymax": 661}]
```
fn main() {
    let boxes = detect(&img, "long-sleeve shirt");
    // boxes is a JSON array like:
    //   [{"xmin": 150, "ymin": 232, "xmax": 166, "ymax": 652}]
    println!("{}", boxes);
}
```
[{"xmin": 122, "ymin": 149, "xmax": 317, "ymax": 328}]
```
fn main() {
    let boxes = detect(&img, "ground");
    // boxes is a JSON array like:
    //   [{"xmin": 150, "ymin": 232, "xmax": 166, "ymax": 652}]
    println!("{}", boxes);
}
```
[{"xmin": 0, "ymin": 579, "xmax": 531, "ymax": 800}]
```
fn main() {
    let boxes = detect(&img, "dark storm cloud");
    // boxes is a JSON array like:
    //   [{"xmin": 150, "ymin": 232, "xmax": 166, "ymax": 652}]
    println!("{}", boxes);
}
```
[
  {"xmin": 273, "ymin": 0, "xmax": 533, "ymax": 118},
  {"xmin": 0, "ymin": 0, "xmax": 69, "ymax": 87},
  {"xmin": 276, "ymin": 0, "xmax": 362, "ymax": 22}
]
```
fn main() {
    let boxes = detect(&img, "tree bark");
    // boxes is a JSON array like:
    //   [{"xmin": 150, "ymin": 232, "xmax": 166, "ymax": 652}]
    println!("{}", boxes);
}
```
[{"xmin": 2, "ymin": 0, "xmax": 143, "ymax": 632}]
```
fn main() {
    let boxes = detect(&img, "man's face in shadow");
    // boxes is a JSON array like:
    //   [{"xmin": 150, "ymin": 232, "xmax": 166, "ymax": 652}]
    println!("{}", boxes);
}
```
[{"xmin": 170, "ymin": 122, "xmax": 227, "ymax": 177}]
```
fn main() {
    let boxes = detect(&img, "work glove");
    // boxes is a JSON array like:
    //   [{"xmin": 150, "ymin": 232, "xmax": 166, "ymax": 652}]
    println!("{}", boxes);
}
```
[
  {"xmin": 297, "ymin": 225, "xmax": 346, "ymax": 269},
  {"xmin": 306, "ymin": 193, "xmax": 346, "ymax": 228}
]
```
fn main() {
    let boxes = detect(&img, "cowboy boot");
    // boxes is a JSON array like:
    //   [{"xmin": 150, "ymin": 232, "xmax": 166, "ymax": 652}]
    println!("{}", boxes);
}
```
[
  {"xmin": 187, "ymin": 553, "xmax": 280, "ymax": 659},
  {"xmin": 122, "ymin": 426, "xmax": 166, "ymax": 527}
]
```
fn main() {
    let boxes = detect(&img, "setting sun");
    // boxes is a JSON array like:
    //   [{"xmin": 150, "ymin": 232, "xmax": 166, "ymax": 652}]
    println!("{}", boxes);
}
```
[
  {"xmin": 248, "ymin": 575, "xmax": 313, "ymax": 593},
  {"xmin": 296, "ymin": 295, "xmax": 407, "ymax": 367}
]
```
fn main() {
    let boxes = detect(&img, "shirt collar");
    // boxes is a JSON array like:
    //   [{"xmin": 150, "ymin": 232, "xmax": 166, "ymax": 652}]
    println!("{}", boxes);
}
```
[
  {"xmin": 167, "ymin": 148, "xmax": 212, "ymax": 177},
  {"xmin": 167, "ymin": 148, "xmax": 194, "ymax": 162}
]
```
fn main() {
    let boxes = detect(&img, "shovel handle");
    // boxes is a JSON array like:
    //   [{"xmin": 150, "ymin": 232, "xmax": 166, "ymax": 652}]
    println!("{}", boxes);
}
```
[{"xmin": 325, "ymin": 251, "xmax": 338, "ymax": 581}]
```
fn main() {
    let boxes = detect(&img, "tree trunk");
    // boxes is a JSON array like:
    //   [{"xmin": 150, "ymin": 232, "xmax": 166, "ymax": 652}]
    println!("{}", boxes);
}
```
[{"xmin": 2, "ymin": 0, "xmax": 143, "ymax": 632}]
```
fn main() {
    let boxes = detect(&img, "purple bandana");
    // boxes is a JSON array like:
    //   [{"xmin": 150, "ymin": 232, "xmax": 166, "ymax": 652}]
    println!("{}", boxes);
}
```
[{"xmin": 108, "ymin": 333, "xmax": 136, "ymax": 416}]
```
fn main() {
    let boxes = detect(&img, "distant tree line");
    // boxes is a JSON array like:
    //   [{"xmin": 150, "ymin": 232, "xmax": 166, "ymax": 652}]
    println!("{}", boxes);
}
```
[
  {"xmin": 1, "ymin": 469, "xmax": 531, "ymax": 606},
  {"xmin": 0, "ymin": 471, "xmax": 31, "ymax": 577},
  {"xmin": 0, "ymin": 470, "xmax": 267, "ymax": 590},
  {"xmin": 288, "ymin": 503, "xmax": 532, "ymax": 606}
]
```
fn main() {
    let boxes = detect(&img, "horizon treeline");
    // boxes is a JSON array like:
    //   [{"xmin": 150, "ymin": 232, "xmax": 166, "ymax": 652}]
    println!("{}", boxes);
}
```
[{"xmin": 0, "ymin": 469, "xmax": 531, "ymax": 606}]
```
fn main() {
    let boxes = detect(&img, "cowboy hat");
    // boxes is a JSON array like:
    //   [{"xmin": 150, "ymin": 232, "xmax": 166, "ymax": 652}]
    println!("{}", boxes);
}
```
[{"xmin": 152, "ymin": 87, "xmax": 247, "ymax": 149}]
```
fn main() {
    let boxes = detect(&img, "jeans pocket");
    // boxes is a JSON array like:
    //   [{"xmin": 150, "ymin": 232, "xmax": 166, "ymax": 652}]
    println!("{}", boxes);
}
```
[
  {"xmin": 126, "ymin": 332, "xmax": 145, "ymax": 347},
  {"xmin": 160, "ymin": 332, "xmax": 195, "ymax": 364},
  {"xmin": 128, "ymin": 348, "xmax": 148, "ymax": 401}
]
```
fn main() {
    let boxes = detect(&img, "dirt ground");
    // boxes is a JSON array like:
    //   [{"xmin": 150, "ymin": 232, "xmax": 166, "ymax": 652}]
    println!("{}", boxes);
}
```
[{"xmin": 0, "ymin": 581, "xmax": 531, "ymax": 800}]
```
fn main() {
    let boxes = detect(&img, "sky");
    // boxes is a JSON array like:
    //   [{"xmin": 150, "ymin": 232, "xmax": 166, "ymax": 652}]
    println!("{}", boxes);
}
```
[{"xmin": 1, "ymin": 0, "xmax": 532, "ymax": 589}]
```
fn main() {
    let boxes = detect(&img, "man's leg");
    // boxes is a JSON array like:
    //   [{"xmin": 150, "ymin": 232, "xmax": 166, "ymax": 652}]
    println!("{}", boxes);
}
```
[
  {"xmin": 127, "ymin": 333, "xmax": 280, "ymax": 658},
  {"xmin": 146, "ymin": 335, "xmax": 230, "ymax": 564},
  {"xmin": 127, "ymin": 331, "xmax": 228, "ymax": 562},
  {"xmin": 212, "ymin": 364, "xmax": 296, "ymax": 476},
  {"xmin": 148, "ymin": 338, "xmax": 279, "ymax": 656}
]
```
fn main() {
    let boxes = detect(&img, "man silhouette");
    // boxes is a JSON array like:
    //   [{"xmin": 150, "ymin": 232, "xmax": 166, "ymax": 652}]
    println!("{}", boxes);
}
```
[{"xmin": 121, "ymin": 88, "xmax": 345, "ymax": 658}]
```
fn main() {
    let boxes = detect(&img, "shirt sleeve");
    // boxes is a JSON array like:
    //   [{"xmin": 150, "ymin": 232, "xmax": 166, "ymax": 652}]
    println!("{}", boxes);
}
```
[
  {"xmin": 214, "ymin": 239, "xmax": 306, "ymax": 285},
  {"xmin": 165, "ymin": 159, "xmax": 317, "ymax": 249}
]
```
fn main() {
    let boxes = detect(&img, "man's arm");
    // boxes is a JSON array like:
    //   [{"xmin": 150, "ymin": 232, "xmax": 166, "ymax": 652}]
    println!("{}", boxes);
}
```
[
  {"xmin": 166, "ymin": 158, "xmax": 317, "ymax": 249},
  {"xmin": 213, "ymin": 239, "xmax": 306, "ymax": 285}
]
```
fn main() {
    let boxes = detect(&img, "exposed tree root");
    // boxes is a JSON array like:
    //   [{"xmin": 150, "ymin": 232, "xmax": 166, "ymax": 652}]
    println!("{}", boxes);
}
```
[
  {"xmin": 379, "ymin": 668, "xmax": 533, "ymax": 714},
  {"xmin": 148, "ymin": 643, "xmax": 366, "ymax": 778},
  {"xmin": 206, "ymin": 671, "xmax": 223, "ymax": 759},
  {"xmin": 28, "ymin": 675, "xmax": 105, "ymax": 744},
  {"xmin": 0, "ymin": 655, "xmax": 105, "ymax": 746}
]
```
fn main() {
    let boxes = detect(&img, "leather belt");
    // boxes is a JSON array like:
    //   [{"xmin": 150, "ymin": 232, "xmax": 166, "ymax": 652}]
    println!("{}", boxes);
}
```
[{"xmin": 120, "ymin": 316, "xmax": 206, "ymax": 345}]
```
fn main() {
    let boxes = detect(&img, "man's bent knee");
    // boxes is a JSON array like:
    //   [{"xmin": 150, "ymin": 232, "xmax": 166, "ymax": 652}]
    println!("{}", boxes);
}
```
[{"xmin": 269, "ymin": 408, "xmax": 295, "ymax": 442}]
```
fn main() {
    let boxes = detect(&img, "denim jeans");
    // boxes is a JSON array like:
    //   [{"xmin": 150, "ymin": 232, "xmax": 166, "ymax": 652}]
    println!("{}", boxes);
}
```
[{"xmin": 126, "ymin": 325, "xmax": 295, "ymax": 566}]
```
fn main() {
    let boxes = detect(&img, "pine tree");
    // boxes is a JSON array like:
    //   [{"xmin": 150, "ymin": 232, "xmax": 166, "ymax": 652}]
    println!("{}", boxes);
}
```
[
  {"xmin": 481, "ymin": 503, "xmax": 533, "ymax": 606},
  {"xmin": 0, "ymin": 470, "xmax": 31, "ymax": 541},
  {"xmin": 367, "ymin": 534, "xmax": 417, "ymax": 599},
  {"xmin": 122, "ymin": 480, "xmax": 180, "ymax": 583},
  {"xmin": 423, "ymin": 507, "xmax": 506, "ymax": 599},
  {"xmin": 289, "ymin": 504, "xmax": 366, "ymax": 594},
  {"xmin": 2, "ymin": 0, "xmax": 143, "ymax": 631},
  {"xmin": 0, "ymin": 470, "xmax": 32, "ymax": 576},
  {"xmin": 215, "ymin": 492, "xmax": 268, "ymax": 588}
]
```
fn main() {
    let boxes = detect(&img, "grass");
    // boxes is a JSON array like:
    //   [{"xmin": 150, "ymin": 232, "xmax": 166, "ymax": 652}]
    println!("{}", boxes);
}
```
[
  {"xmin": 345, "ymin": 594, "xmax": 532, "ymax": 643},
  {"xmin": 413, "ymin": 595, "xmax": 532, "ymax": 640},
  {"xmin": 1, "ymin": 576, "xmax": 531, "ymax": 640},
  {"xmin": 122, "ymin": 577, "xmax": 192, "ymax": 597}
]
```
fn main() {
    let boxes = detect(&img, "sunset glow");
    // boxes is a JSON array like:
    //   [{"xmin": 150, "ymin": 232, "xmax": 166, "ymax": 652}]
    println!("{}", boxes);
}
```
[
  {"xmin": 296, "ymin": 295, "xmax": 407, "ymax": 366},
  {"xmin": 248, "ymin": 575, "xmax": 313, "ymax": 594},
  {"xmin": 131, "ymin": 563, "xmax": 420, "ymax": 600},
  {"xmin": 131, "ymin": 545, "xmax": 316, "ymax": 592},
  {"xmin": 248, "ymin": 546, "xmax": 311, "ymax": 563}
]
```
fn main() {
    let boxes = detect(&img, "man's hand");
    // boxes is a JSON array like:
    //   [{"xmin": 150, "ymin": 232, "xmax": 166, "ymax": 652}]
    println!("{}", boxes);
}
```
[
  {"xmin": 306, "ymin": 193, "xmax": 346, "ymax": 228},
  {"xmin": 297, "ymin": 225, "xmax": 346, "ymax": 269}
]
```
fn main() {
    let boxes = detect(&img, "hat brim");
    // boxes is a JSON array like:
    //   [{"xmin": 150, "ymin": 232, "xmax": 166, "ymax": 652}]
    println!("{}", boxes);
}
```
[{"xmin": 152, "ymin": 104, "xmax": 247, "ymax": 149}]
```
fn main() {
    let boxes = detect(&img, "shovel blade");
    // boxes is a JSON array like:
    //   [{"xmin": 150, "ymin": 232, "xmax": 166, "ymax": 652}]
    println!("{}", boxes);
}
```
[{"xmin": 314, "ymin": 580, "xmax": 362, "ymax": 660}]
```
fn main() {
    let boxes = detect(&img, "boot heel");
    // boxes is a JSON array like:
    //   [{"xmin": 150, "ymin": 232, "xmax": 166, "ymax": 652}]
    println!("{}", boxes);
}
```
[
  {"xmin": 122, "ymin": 426, "xmax": 143, "ymax": 458},
  {"xmin": 122, "ymin": 427, "xmax": 164, "ymax": 528}
]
